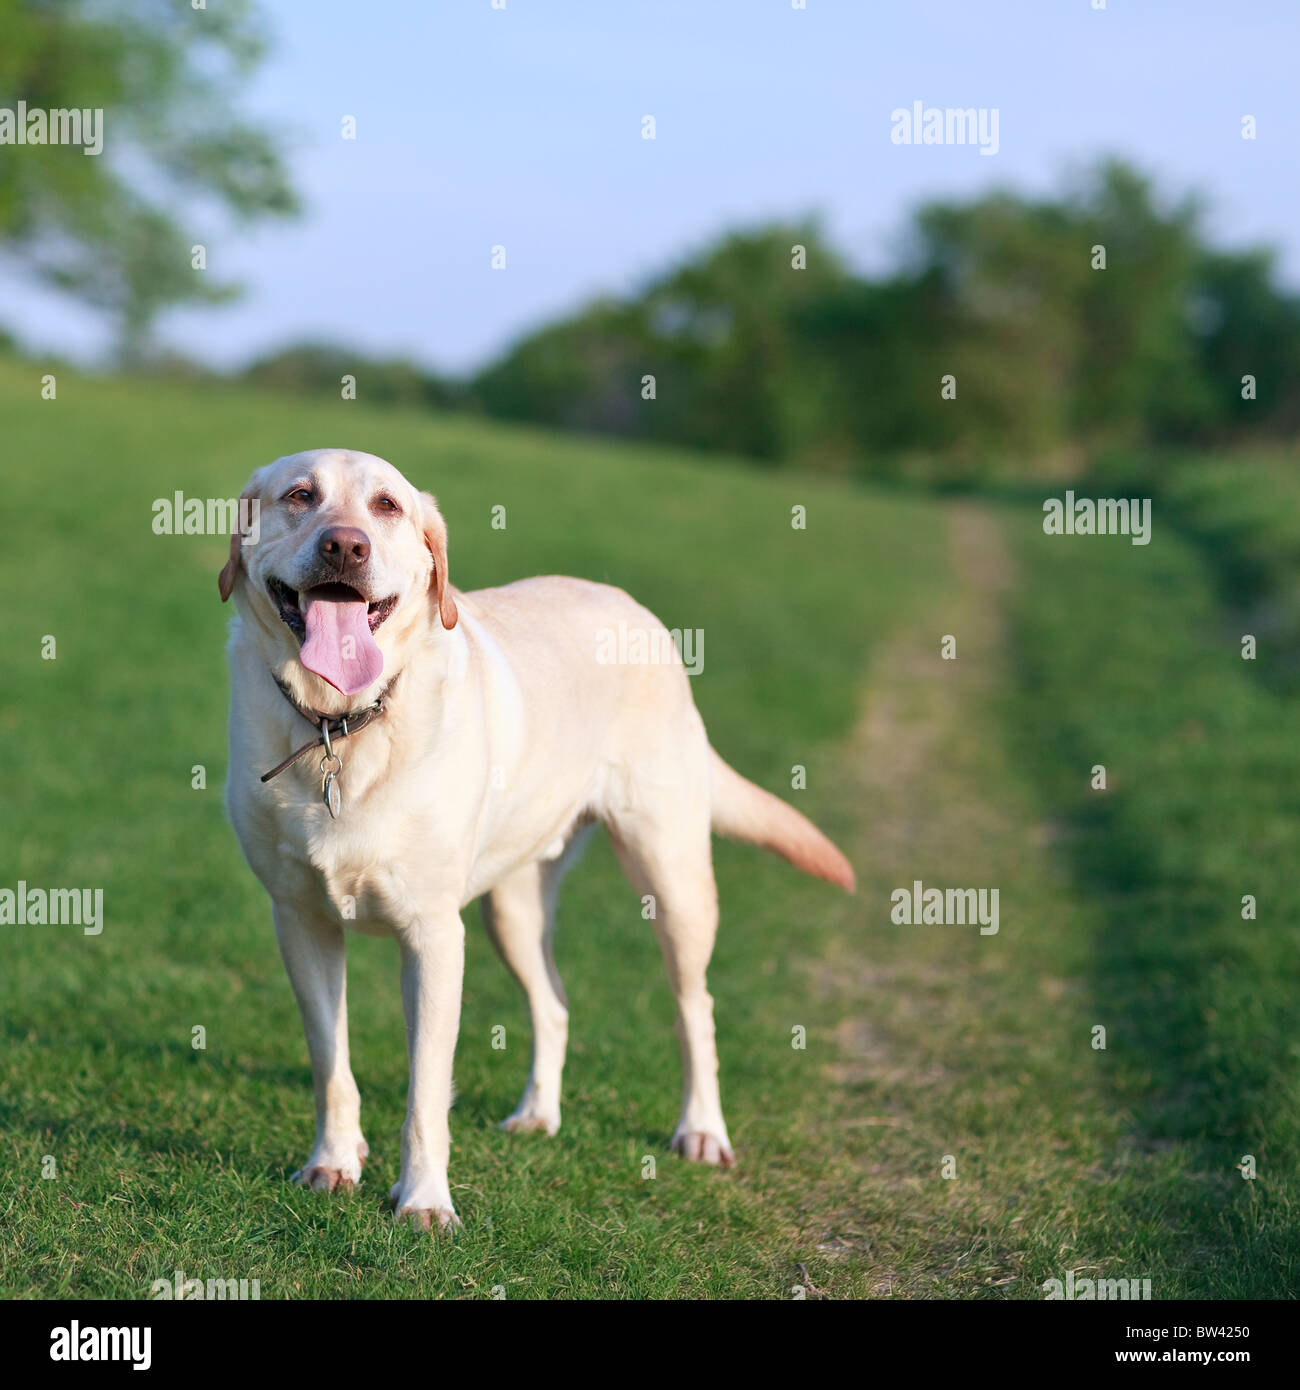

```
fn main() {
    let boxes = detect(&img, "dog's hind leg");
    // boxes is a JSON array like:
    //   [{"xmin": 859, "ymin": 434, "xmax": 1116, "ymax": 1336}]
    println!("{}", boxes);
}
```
[
  {"xmin": 481, "ymin": 829, "xmax": 589, "ymax": 1136},
  {"xmin": 607, "ymin": 794, "xmax": 734, "ymax": 1167}
]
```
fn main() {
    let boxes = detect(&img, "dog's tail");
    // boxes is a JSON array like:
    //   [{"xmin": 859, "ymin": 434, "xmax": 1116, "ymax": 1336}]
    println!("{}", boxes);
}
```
[{"xmin": 709, "ymin": 748, "xmax": 856, "ymax": 892}]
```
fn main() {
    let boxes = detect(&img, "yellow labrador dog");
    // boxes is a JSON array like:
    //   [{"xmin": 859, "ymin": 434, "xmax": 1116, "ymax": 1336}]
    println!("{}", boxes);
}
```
[{"xmin": 220, "ymin": 448, "xmax": 854, "ymax": 1230}]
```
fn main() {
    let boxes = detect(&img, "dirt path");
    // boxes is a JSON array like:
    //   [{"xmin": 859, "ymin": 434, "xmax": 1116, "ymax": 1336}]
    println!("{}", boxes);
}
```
[{"xmin": 849, "ymin": 500, "xmax": 1015, "ymax": 863}]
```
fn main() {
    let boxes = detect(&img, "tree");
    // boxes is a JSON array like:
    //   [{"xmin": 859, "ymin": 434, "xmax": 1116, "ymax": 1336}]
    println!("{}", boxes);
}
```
[
  {"xmin": 472, "ymin": 224, "xmax": 851, "ymax": 460},
  {"xmin": 0, "ymin": 0, "xmax": 297, "ymax": 360},
  {"xmin": 638, "ymin": 222, "xmax": 850, "ymax": 461}
]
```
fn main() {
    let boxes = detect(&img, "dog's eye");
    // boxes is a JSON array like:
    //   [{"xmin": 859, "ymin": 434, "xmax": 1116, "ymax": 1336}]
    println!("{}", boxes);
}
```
[
  {"xmin": 372, "ymin": 495, "xmax": 401, "ymax": 514},
  {"xmin": 283, "ymin": 486, "xmax": 314, "ymax": 505}
]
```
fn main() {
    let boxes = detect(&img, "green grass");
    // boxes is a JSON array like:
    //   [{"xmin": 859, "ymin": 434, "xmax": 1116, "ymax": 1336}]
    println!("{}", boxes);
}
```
[
  {"xmin": 1004, "ymin": 492, "xmax": 1300, "ymax": 1296},
  {"xmin": 1, "ymin": 361, "xmax": 1297, "ymax": 1298}
]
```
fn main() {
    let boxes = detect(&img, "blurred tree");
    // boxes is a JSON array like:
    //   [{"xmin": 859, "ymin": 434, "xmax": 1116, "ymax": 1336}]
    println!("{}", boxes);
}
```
[
  {"xmin": 472, "ymin": 299, "xmax": 649, "ymax": 437},
  {"xmin": 473, "ymin": 224, "xmax": 851, "ymax": 460},
  {"xmin": 822, "ymin": 162, "xmax": 1223, "ymax": 476},
  {"xmin": 1189, "ymin": 245, "xmax": 1300, "ymax": 436},
  {"xmin": 0, "ymin": 0, "xmax": 297, "ymax": 361},
  {"xmin": 826, "ymin": 190, "xmax": 1088, "ymax": 476},
  {"xmin": 638, "ymin": 223, "xmax": 850, "ymax": 461},
  {"xmin": 1066, "ymin": 161, "xmax": 1213, "ymax": 446},
  {"xmin": 244, "ymin": 342, "xmax": 461, "ymax": 411}
]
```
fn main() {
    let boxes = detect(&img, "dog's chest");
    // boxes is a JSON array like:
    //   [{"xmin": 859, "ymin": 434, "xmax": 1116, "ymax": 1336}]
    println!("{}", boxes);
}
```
[{"xmin": 270, "ymin": 776, "xmax": 438, "ymax": 935}]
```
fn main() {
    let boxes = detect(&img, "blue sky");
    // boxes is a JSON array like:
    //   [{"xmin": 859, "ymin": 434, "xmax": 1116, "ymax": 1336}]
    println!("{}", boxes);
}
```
[{"xmin": 8, "ymin": 0, "xmax": 1298, "ymax": 373}]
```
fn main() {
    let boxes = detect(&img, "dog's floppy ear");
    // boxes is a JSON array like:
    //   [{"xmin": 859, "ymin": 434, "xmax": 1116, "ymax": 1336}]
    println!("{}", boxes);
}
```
[
  {"xmin": 420, "ymin": 491, "xmax": 458, "ymax": 630},
  {"xmin": 218, "ymin": 480, "xmax": 261, "ymax": 603},
  {"xmin": 217, "ymin": 529, "xmax": 241, "ymax": 602}
]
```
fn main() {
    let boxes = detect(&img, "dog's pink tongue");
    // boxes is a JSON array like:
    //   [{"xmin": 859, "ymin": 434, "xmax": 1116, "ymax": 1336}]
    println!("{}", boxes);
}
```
[{"xmin": 300, "ymin": 596, "xmax": 383, "ymax": 696}]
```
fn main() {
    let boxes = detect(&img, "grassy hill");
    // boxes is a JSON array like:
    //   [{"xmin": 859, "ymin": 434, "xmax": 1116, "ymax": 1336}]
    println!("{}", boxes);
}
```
[{"xmin": 1, "ymin": 361, "xmax": 1296, "ymax": 1298}]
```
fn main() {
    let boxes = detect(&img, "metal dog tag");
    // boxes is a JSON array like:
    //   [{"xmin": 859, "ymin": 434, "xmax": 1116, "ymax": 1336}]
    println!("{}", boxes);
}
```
[{"xmin": 320, "ymin": 750, "xmax": 343, "ymax": 819}]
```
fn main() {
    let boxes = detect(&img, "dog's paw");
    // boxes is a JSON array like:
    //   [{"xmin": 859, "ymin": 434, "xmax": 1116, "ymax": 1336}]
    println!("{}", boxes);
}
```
[
  {"xmin": 500, "ymin": 1101, "xmax": 560, "ymax": 1137},
  {"xmin": 396, "ymin": 1203, "xmax": 461, "ymax": 1233},
  {"xmin": 671, "ymin": 1129, "xmax": 735, "ymax": 1167},
  {"xmin": 291, "ymin": 1138, "xmax": 368, "ymax": 1192},
  {"xmin": 499, "ymin": 1081, "xmax": 561, "ymax": 1137},
  {"xmin": 501, "ymin": 1114, "xmax": 557, "ymax": 1135},
  {"xmin": 388, "ymin": 1175, "xmax": 460, "ymax": 1234}
]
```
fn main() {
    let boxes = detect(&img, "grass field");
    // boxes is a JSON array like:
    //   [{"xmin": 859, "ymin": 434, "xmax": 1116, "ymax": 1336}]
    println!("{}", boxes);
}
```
[{"xmin": 1, "ymin": 360, "xmax": 1297, "ymax": 1299}]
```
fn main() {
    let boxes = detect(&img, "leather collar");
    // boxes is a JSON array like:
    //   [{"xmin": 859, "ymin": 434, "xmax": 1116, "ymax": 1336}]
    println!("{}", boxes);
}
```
[{"xmin": 260, "ymin": 673, "xmax": 398, "ymax": 784}]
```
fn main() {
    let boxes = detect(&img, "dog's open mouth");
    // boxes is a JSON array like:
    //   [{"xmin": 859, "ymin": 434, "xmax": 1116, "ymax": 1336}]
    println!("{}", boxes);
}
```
[
  {"xmin": 267, "ymin": 577, "xmax": 398, "ymax": 641},
  {"xmin": 267, "ymin": 577, "xmax": 398, "ymax": 697}
]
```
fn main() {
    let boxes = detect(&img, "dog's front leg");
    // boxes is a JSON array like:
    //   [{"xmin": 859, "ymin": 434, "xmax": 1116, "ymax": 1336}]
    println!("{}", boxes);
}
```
[
  {"xmin": 391, "ymin": 909, "xmax": 465, "ymax": 1231},
  {"xmin": 273, "ymin": 903, "xmax": 368, "ymax": 1190}
]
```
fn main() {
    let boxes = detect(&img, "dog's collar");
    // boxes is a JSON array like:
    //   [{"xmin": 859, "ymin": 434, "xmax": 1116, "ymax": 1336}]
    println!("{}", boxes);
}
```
[{"xmin": 260, "ymin": 673, "xmax": 398, "ymax": 786}]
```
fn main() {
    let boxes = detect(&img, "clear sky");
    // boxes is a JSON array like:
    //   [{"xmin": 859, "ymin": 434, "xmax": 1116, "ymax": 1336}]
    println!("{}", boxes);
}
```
[{"xmin": 7, "ymin": 0, "xmax": 1297, "ymax": 374}]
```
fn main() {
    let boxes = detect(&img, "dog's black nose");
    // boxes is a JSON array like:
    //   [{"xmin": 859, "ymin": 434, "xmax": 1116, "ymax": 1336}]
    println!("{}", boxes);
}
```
[{"xmin": 317, "ymin": 526, "xmax": 371, "ymax": 570}]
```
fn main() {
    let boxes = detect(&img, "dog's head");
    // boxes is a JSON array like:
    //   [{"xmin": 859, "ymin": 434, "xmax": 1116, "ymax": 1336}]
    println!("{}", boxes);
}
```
[{"xmin": 219, "ymin": 449, "xmax": 457, "ymax": 698}]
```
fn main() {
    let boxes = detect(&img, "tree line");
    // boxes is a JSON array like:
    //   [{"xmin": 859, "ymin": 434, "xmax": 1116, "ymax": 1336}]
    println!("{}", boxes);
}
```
[{"xmin": 241, "ymin": 162, "xmax": 1300, "ymax": 481}]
